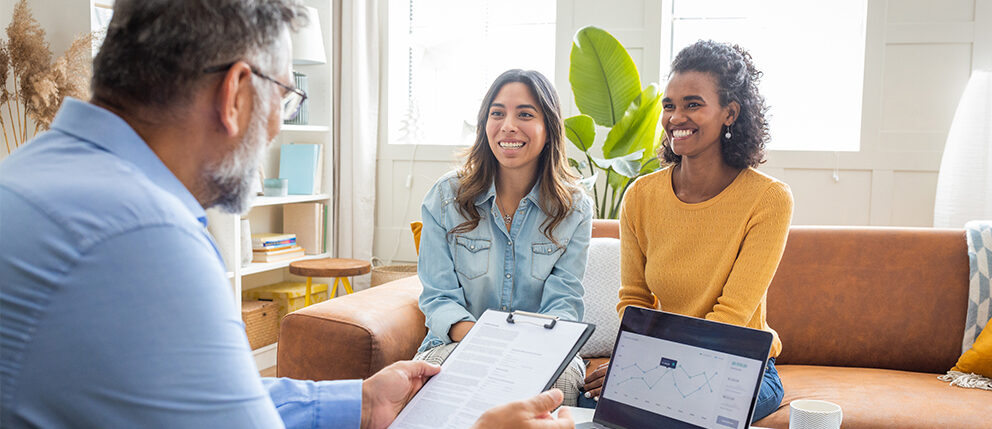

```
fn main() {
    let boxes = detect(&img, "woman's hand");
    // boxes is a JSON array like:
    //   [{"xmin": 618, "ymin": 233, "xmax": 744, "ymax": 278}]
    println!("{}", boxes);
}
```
[
  {"xmin": 449, "ymin": 321, "xmax": 476, "ymax": 342},
  {"xmin": 582, "ymin": 361, "xmax": 610, "ymax": 400}
]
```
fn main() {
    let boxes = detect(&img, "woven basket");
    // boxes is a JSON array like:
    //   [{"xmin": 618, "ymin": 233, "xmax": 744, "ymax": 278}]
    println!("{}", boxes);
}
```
[
  {"xmin": 241, "ymin": 300, "xmax": 280, "ymax": 350},
  {"xmin": 371, "ymin": 263, "xmax": 418, "ymax": 287}
]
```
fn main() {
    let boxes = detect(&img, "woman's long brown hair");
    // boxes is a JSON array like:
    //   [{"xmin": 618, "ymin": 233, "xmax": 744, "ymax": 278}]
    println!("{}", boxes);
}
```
[{"xmin": 449, "ymin": 69, "xmax": 581, "ymax": 246}]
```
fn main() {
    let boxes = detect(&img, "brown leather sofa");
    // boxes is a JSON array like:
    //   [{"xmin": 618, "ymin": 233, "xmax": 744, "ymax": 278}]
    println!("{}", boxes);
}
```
[{"xmin": 278, "ymin": 220, "xmax": 990, "ymax": 428}]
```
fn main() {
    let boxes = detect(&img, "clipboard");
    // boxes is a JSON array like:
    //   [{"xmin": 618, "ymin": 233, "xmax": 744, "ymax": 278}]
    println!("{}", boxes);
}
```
[
  {"xmin": 389, "ymin": 309, "xmax": 596, "ymax": 429},
  {"xmin": 504, "ymin": 310, "xmax": 597, "ymax": 391}
]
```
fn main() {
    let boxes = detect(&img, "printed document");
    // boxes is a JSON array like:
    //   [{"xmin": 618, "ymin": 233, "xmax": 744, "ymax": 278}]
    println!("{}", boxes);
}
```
[{"xmin": 388, "ymin": 310, "xmax": 591, "ymax": 429}]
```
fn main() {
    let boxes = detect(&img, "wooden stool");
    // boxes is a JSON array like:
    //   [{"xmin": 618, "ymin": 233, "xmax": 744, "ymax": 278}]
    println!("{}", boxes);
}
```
[{"xmin": 289, "ymin": 258, "xmax": 371, "ymax": 305}]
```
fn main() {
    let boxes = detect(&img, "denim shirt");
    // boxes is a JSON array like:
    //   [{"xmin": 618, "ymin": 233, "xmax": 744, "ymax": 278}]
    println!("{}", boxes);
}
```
[{"xmin": 417, "ymin": 170, "xmax": 593, "ymax": 352}]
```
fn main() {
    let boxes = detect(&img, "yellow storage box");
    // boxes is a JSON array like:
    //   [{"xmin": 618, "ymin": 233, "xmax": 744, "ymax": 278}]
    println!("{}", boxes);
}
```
[{"xmin": 242, "ymin": 281, "xmax": 329, "ymax": 319}]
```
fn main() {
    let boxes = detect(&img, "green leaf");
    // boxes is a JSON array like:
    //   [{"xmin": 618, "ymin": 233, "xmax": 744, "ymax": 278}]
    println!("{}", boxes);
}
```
[
  {"xmin": 613, "ymin": 159, "xmax": 639, "ymax": 178},
  {"xmin": 568, "ymin": 158, "xmax": 581, "ymax": 170},
  {"xmin": 602, "ymin": 84, "xmax": 665, "ymax": 166},
  {"xmin": 589, "ymin": 150, "xmax": 641, "ymax": 169},
  {"xmin": 578, "ymin": 171, "xmax": 599, "ymax": 192},
  {"xmin": 590, "ymin": 150, "xmax": 642, "ymax": 178},
  {"xmin": 569, "ymin": 26, "xmax": 642, "ymax": 127},
  {"xmin": 606, "ymin": 169, "xmax": 630, "ymax": 192},
  {"xmin": 639, "ymin": 156, "xmax": 662, "ymax": 175},
  {"xmin": 564, "ymin": 114, "xmax": 596, "ymax": 153}
]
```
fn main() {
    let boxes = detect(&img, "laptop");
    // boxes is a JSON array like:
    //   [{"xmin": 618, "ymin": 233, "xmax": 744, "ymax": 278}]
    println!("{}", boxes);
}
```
[{"xmin": 576, "ymin": 307, "xmax": 773, "ymax": 429}]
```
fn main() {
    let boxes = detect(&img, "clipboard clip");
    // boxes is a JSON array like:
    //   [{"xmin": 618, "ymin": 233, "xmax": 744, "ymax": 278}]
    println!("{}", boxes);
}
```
[{"xmin": 506, "ymin": 310, "xmax": 558, "ymax": 329}]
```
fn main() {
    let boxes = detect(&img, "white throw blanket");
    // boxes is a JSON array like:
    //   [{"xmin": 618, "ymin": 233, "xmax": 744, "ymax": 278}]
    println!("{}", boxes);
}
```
[{"xmin": 939, "ymin": 220, "xmax": 992, "ymax": 390}]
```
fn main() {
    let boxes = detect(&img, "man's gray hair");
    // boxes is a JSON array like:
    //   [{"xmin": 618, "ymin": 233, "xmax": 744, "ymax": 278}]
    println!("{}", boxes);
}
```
[{"xmin": 92, "ymin": 0, "xmax": 306, "ymax": 112}]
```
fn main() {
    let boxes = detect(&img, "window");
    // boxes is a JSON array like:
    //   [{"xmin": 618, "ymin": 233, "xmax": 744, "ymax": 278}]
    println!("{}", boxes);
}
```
[
  {"xmin": 91, "ymin": 2, "xmax": 114, "ymax": 55},
  {"xmin": 664, "ymin": 0, "xmax": 867, "ymax": 151},
  {"xmin": 386, "ymin": 0, "xmax": 556, "ymax": 146}
]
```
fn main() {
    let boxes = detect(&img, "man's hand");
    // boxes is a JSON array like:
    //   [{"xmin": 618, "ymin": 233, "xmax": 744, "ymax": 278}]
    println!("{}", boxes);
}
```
[
  {"xmin": 361, "ymin": 360, "xmax": 441, "ymax": 429},
  {"xmin": 471, "ymin": 389, "xmax": 574, "ymax": 429},
  {"xmin": 582, "ymin": 361, "xmax": 610, "ymax": 400}
]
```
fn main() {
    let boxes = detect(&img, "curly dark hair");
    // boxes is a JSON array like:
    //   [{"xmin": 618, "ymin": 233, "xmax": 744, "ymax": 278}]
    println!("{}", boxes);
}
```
[{"xmin": 660, "ymin": 40, "xmax": 769, "ymax": 169}]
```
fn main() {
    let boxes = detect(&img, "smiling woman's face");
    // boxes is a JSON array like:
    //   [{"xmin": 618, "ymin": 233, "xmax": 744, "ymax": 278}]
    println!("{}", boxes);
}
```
[
  {"xmin": 486, "ymin": 82, "xmax": 547, "ymax": 178},
  {"xmin": 662, "ymin": 71, "xmax": 735, "ymax": 161}
]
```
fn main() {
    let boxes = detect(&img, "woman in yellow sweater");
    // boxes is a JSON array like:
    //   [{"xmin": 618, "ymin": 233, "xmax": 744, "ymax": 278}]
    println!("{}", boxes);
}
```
[{"xmin": 581, "ymin": 40, "xmax": 793, "ymax": 422}]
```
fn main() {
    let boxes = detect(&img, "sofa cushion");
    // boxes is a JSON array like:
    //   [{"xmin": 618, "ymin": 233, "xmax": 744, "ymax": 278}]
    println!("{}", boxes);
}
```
[
  {"xmin": 951, "ymin": 317, "xmax": 992, "ymax": 377},
  {"xmin": 767, "ymin": 227, "xmax": 969, "ymax": 373},
  {"xmin": 411, "ymin": 221, "xmax": 423, "ymax": 255},
  {"xmin": 579, "ymin": 237, "xmax": 622, "ymax": 358},
  {"xmin": 277, "ymin": 275, "xmax": 426, "ymax": 381},
  {"xmin": 754, "ymin": 365, "xmax": 992, "ymax": 429}
]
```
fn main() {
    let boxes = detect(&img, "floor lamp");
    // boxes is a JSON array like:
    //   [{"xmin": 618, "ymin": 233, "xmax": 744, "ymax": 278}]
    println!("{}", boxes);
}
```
[
  {"xmin": 933, "ymin": 70, "xmax": 992, "ymax": 228},
  {"xmin": 287, "ymin": 6, "xmax": 327, "ymax": 125}
]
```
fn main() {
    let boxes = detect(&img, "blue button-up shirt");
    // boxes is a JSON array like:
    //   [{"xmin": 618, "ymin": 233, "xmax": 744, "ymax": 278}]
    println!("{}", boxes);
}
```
[
  {"xmin": 417, "ymin": 170, "xmax": 593, "ymax": 351},
  {"xmin": 0, "ymin": 99, "xmax": 360, "ymax": 428}
]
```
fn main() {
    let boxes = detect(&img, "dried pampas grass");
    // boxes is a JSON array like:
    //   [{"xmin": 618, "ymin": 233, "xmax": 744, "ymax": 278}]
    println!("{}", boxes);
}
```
[{"xmin": 1, "ymin": 0, "xmax": 92, "ymax": 155}]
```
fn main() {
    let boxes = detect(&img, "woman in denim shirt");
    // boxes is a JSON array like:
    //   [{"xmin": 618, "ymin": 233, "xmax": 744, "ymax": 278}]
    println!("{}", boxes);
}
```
[{"xmin": 415, "ymin": 69, "xmax": 593, "ymax": 406}]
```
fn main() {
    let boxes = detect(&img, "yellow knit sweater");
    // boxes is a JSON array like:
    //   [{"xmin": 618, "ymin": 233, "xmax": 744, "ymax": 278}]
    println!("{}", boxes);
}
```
[{"xmin": 618, "ymin": 166, "xmax": 793, "ymax": 358}]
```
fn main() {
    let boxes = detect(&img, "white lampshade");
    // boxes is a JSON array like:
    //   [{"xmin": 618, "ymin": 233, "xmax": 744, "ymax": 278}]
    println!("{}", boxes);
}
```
[
  {"xmin": 933, "ymin": 70, "xmax": 992, "ymax": 227},
  {"xmin": 292, "ymin": 6, "xmax": 326, "ymax": 65}
]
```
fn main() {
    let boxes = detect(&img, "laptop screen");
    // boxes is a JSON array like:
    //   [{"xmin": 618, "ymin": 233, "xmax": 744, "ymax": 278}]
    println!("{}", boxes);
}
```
[{"xmin": 594, "ymin": 307, "xmax": 772, "ymax": 429}]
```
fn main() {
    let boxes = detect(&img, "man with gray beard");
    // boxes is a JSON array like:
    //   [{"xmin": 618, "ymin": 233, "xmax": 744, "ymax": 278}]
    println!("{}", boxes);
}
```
[{"xmin": 0, "ymin": 1, "xmax": 572, "ymax": 428}]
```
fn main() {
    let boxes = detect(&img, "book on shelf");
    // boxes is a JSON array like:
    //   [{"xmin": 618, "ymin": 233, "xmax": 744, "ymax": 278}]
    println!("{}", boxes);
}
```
[
  {"xmin": 253, "ymin": 244, "xmax": 304, "ymax": 256},
  {"xmin": 313, "ymin": 146, "xmax": 323, "ymax": 194},
  {"xmin": 252, "ymin": 245, "xmax": 305, "ymax": 262},
  {"xmin": 252, "ymin": 233, "xmax": 297, "ymax": 249},
  {"xmin": 283, "ymin": 202, "xmax": 324, "ymax": 255},
  {"xmin": 278, "ymin": 143, "xmax": 322, "ymax": 195},
  {"xmin": 258, "ymin": 242, "xmax": 295, "ymax": 251}
]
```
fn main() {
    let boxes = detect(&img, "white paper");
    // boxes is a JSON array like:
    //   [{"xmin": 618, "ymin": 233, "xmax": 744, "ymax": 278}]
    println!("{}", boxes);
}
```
[{"xmin": 389, "ymin": 310, "xmax": 588, "ymax": 429}]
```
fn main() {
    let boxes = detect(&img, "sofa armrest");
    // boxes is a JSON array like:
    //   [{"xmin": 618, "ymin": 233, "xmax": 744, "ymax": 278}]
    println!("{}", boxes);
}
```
[{"xmin": 277, "ymin": 275, "xmax": 425, "ymax": 381}]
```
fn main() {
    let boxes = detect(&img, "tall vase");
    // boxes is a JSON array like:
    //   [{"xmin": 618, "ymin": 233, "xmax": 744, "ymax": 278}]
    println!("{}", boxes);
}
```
[
  {"xmin": 240, "ymin": 218, "xmax": 253, "ymax": 268},
  {"xmin": 933, "ymin": 70, "xmax": 992, "ymax": 228}
]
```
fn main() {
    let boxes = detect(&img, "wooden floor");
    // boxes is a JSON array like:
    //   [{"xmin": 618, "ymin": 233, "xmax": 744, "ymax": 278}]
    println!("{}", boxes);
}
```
[{"xmin": 259, "ymin": 366, "xmax": 277, "ymax": 377}]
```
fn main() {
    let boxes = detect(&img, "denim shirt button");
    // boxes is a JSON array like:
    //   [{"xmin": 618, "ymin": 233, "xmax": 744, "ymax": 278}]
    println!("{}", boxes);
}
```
[
  {"xmin": 505, "ymin": 273, "xmax": 511, "ymax": 279},
  {"xmin": 501, "ymin": 306, "xmax": 507, "ymax": 311},
  {"xmin": 507, "ymin": 240, "xmax": 512, "ymax": 246}
]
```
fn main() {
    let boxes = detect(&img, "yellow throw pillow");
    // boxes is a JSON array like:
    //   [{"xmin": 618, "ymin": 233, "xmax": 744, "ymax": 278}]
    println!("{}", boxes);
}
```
[
  {"xmin": 952, "ymin": 318, "xmax": 992, "ymax": 377},
  {"xmin": 410, "ymin": 221, "xmax": 423, "ymax": 256}
]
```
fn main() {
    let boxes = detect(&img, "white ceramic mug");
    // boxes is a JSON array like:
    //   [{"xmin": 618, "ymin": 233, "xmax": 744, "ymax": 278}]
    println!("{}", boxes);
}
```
[{"xmin": 789, "ymin": 399, "xmax": 843, "ymax": 429}]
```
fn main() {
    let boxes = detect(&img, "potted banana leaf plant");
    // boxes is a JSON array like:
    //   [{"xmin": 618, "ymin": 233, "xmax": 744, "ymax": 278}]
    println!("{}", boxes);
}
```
[{"xmin": 566, "ymin": 26, "xmax": 665, "ymax": 219}]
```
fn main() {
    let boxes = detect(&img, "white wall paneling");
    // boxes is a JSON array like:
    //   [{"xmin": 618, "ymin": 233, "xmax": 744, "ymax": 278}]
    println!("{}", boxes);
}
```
[
  {"xmin": 976, "ymin": 0, "xmax": 992, "ymax": 69},
  {"xmin": 890, "ymin": 171, "xmax": 941, "ymax": 226}
]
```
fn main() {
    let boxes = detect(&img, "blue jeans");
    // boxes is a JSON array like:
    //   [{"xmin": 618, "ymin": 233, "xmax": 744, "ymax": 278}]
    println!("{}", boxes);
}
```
[
  {"xmin": 752, "ymin": 357, "xmax": 784, "ymax": 422},
  {"xmin": 576, "ymin": 358, "xmax": 785, "ymax": 422}
]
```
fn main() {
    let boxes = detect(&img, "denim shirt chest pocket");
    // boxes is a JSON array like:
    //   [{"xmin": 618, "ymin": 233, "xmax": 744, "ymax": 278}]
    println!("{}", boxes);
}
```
[
  {"xmin": 453, "ymin": 235, "xmax": 491, "ymax": 279},
  {"xmin": 531, "ymin": 241, "xmax": 565, "ymax": 280}
]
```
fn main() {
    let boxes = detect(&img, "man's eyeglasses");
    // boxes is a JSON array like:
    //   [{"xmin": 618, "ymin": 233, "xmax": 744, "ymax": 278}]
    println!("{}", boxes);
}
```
[{"xmin": 203, "ymin": 62, "xmax": 308, "ymax": 122}]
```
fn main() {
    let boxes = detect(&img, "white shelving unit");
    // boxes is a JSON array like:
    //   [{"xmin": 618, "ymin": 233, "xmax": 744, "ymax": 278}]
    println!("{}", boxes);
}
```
[
  {"xmin": 282, "ymin": 124, "xmax": 331, "ymax": 132},
  {"xmin": 207, "ymin": 1, "xmax": 334, "ymax": 373},
  {"xmin": 241, "ymin": 252, "xmax": 331, "ymax": 276},
  {"xmin": 252, "ymin": 194, "xmax": 331, "ymax": 207}
]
